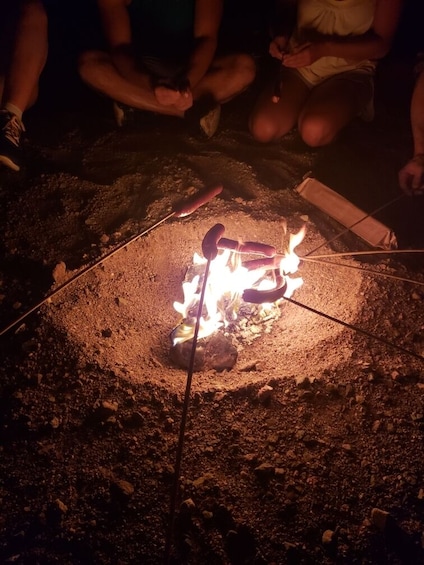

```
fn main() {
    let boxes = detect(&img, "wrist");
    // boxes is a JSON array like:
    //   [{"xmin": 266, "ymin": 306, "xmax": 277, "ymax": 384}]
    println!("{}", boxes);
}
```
[{"xmin": 412, "ymin": 153, "xmax": 424, "ymax": 161}]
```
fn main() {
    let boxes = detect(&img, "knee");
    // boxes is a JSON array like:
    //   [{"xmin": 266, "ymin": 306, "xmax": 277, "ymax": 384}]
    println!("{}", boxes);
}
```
[
  {"xmin": 249, "ymin": 113, "xmax": 279, "ymax": 143},
  {"xmin": 298, "ymin": 114, "xmax": 336, "ymax": 147},
  {"xmin": 78, "ymin": 50, "xmax": 103, "ymax": 83},
  {"xmin": 233, "ymin": 53, "xmax": 256, "ymax": 88}
]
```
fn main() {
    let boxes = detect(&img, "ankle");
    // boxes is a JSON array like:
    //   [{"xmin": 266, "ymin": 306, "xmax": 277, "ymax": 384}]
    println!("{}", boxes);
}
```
[{"xmin": 4, "ymin": 103, "xmax": 24, "ymax": 123}]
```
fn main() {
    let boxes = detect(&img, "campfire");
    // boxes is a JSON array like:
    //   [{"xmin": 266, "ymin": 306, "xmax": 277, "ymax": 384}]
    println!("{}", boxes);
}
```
[{"xmin": 170, "ymin": 223, "xmax": 306, "ymax": 368}]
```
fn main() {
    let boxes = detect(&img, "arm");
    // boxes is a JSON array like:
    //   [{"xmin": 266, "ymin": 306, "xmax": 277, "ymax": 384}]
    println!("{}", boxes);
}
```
[
  {"xmin": 185, "ymin": 0, "xmax": 223, "ymax": 89},
  {"xmin": 269, "ymin": 0, "xmax": 297, "ymax": 59},
  {"xmin": 97, "ymin": 0, "xmax": 139, "ymax": 81},
  {"xmin": 283, "ymin": 0, "xmax": 404, "ymax": 68},
  {"xmin": 399, "ymin": 69, "xmax": 424, "ymax": 195}
]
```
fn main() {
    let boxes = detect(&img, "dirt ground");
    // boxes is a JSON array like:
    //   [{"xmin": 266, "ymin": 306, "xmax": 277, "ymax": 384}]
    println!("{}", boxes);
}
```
[{"xmin": 1, "ymin": 5, "xmax": 424, "ymax": 564}]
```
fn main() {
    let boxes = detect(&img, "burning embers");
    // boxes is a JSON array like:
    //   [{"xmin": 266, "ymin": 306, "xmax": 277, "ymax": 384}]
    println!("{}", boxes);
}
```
[{"xmin": 170, "ymin": 223, "xmax": 305, "ymax": 369}]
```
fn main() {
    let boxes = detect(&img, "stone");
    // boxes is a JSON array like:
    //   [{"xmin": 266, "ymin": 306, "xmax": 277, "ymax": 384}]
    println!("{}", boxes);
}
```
[{"xmin": 170, "ymin": 332, "xmax": 237, "ymax": 371}]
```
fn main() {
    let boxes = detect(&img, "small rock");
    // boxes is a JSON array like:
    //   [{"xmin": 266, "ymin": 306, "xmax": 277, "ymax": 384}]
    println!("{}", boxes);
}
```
[
  {"xmin": 295, "ymin": 376, "xmax": 312, "ymax": 388},
  {"xmin": 181, "ymin": 498, "xmax": 196, "ymax": 512},
  {"xmin": 111, "ymin": 479, "xmax": 134, "ymax": 499},
  {"xmin": 322, "ymin": 529, "xmax": 335, "ymax": 545},
  {"xmin": 101, "ymin": 328, "xmax": 113, "ymax": 338},
  {"xmin": 50, "ymin": 416, "xmax": 60, "ymax": 429},
  {"xmin": 91, "ymin": 400, "xmax": 118, "ymax": 423},
  {"xmin": 254, "ymin": 462, "xmax": 275, "ymax": 481},
  {"xmin": 372, "ymin": 508, "xmax": 391, "ymax": 531},
  {"xmin": 164, "ymin": 417, "xmax": 174, "ymax": 431},
  {"xmin": 170, "ymin": 332, "xmax": 237, "ymax": 371},
  {"xmin": 122, "ymin": 411, "xmax": 144, "ymax": 428},
  {"xmin": 52, "ymin": 262, "xmax": 67, "ymax": 284},
  {"xmin": 239, "ymin": 361, "xmax": 259, "ymax": 372},
  {"xmin": 192, "ymin": 473, "xmax": 215, "ymax": 489},
  {"xmin": 258, "ymin": 385, "xmax": 273, "ymax": 403},
  {"xmin": 55, "ymin": 499, "xmax": 68, "ymax": 514}
]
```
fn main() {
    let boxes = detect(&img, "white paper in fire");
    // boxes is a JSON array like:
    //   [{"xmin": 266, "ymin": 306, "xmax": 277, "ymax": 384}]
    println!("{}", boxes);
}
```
[{"xmin": 295, "ymin": 177, "xmax": 398, "ymax": 250}]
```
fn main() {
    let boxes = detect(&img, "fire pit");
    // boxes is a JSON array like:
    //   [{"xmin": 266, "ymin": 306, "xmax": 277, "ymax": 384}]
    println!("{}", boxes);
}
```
[
  {"xmin": 169, "ymin": 222, "xmax": 305, "ymax": 371},
  {"xmin": 45, "ymin": 208, "xmax": 365, "ymax": 393}
]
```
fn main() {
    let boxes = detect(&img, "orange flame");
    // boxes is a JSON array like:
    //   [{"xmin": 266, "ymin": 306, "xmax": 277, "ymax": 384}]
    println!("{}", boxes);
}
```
[{"xmin": 172, "ymin": 226, "xmax": 305, "ymax": 345}]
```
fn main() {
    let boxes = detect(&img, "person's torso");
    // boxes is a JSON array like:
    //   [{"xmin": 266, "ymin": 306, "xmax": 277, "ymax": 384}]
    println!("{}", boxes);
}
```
[
  {"xmin": 128, "ymin": 0, "xmax": 195, "ymax": 57},
  {"xmin": 290, "ymin": 0, "xmax": 377, "ymax": 84},
  {"xmin": 296, "ymin": 0, "xmax": 376, "ymax": 39}
]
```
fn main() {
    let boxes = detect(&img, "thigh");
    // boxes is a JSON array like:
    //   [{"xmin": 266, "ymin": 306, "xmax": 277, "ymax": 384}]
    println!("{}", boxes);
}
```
[{"xmin": 300, "ymin": 72, "xmax": 373, "ymax": 128}]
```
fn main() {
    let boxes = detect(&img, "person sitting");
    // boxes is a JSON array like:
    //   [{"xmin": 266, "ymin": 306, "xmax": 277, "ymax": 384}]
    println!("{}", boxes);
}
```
[
  {"xmin": 0, "ymin": 0, "xmax": 48, "ymax": 171},
  {"xmin": 78, "ymin": 0, "xmax": 256, "ymax": 137},
  {"xmin": 249, "ymin": 0, "xmax": 404, "ymax": 148},
  {"xmin": 398, "ymin": 54, "xmax": 424, "ymax": 195}
]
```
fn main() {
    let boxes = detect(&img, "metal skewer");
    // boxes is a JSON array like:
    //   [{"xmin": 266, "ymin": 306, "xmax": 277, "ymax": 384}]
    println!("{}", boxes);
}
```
[
  {"xmin": 300, "ymin": 256, "xmax": 424, "ymax": 287},
  {"xmin": 164, "ymin": 223, "xmax": 225, "ymax": 564},
  {"xmin": 302, "ymin": 249, "xmax": 424, "ymax": 260},
  {"xmin": 304, "ymin": 193, "xmax": 405, "ymax": 257},
  {"xmin": 284, "ymin": 296, "xmax": 424, "ymax": 362},
  {"xmin": 0, "ymin": 184, "xmax": 223, "ymax": 337}
]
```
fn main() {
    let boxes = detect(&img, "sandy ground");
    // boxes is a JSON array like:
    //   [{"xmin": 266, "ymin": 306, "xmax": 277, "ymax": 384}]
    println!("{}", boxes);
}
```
[{"xmin": 1, "ymin": 15, "xmax": 424, "ymax": 563}]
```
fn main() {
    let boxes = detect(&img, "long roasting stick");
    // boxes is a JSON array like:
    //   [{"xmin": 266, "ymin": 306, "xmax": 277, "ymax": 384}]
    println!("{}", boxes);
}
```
[
  {"xmin": 303, "ymin": 249, "xmax": 424, "ymax": 259},
  {"xmin": 0, "ymin": 184, "xmax": 223, "ymax": 337},
  {"xmin": 303, "ymin": 193, "xmax": 405, "ymax": 257},
  {"xmin": 300, "ymin": 256, "xmax": 424, "ymax": 287},
  {"xmin": 164, "ymin": 223, "xmax": 225, "ymax": 564},
  {"xmin": 284, "ymin": 296, "xmax": 424, "ymax": 362}
]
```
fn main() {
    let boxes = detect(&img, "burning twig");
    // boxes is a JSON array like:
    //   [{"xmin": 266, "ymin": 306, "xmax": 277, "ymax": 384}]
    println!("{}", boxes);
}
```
[{"xmin": 0, "ymin": 184, "xmax": 223, "ymax": 337}]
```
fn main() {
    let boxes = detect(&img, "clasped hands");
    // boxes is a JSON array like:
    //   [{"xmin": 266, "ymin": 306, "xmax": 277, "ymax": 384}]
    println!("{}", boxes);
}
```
[{"xmin": 154, "ymin": 77, "xmax": 193, "ymax": 112}]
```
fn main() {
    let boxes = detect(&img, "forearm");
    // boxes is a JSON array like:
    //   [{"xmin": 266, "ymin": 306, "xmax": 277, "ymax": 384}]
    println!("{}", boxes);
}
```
[
  {"xmin": 312, "ymin": 31, "xmax": 394, "ymax": 63},
  {"xmin": 185, "ymin": 36, "xmax": 217, "ymax": 89},
  {"xmin": 410, "ymin": 71, "xmax": 424, "ymax": 156}
]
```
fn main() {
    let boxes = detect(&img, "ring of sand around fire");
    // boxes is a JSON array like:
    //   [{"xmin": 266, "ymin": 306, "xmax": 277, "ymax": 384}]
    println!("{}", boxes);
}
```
[{"xmin": 46, "ymin": 210, "xmax": 366, "ymax": 392}]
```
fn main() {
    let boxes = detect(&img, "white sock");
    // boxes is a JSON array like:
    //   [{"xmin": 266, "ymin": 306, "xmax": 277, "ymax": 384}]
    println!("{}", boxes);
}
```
[{"xmin": 4, "ymin": 103, "xmax": 23, "ymax": 123}]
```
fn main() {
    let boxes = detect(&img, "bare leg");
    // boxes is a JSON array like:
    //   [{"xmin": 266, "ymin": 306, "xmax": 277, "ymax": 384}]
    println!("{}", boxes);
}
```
[
  {"xmin": 249, "ymin": 70, "xmax": 310, "ymax": 143},
  {"xmin": 192, "ymin": 53, "xmax": 256, "ymax": 103},
  {"xmin": 298, "ymin": 74, "xmax": 372, "ymax": 147},
  {"xmin": 2, "ymin": 0, "xmax": 48, "ymax": 113},
  {"xmin": 78, "ymin": 50, "xmax": 184, "ymax": 117}
]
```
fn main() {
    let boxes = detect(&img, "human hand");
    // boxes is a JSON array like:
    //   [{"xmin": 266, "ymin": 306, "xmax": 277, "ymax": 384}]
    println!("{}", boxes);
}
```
[
  {"xmin": 154, "ymin": 85, "xmax": 193, "ymax": 111},
  {"xmin": 399, "ymin": 154, "xmax": 424, "ymax": 195},
  {"xmin": 282, "ymin": 42, "xmax": 316, "ymax": 68},
  {"xmin": 269, "ymin": 35, "xmax": 289, "ymax": 60}
]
